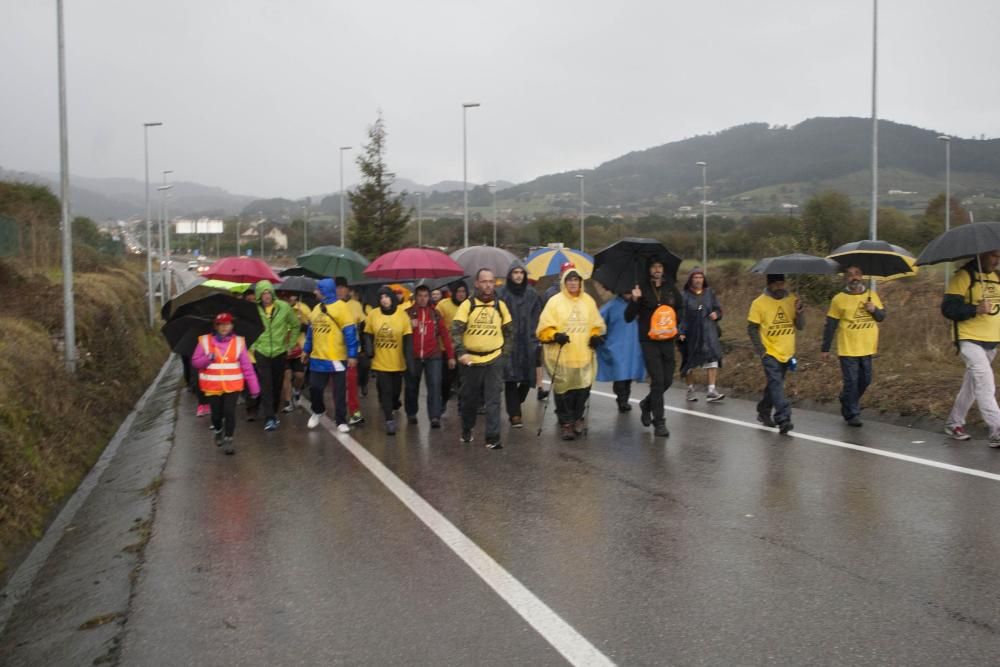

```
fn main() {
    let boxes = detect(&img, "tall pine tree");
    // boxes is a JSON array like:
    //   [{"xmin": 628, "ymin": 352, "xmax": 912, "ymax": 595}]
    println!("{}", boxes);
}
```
[{"xmin": 347, "ymin": 113, "xmax": 411, "ymax": 257}]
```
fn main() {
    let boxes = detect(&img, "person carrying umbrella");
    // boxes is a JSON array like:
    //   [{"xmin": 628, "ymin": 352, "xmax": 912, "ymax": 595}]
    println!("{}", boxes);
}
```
[
  {"xmin": 596, "ymin": 290, "xmax": 645, "ymax": 412},
  {"xmin": 404, "ymin": 285, "xmax": 456, "ymax": 428},
  {"xmin": 364, "ymin": 287, "xmax": 414, "ymax": 436},
  {"xmin": 451, "ymin": 269, "xmax": 513, "ymax": 449},
  {"xmin": 678, "ymin": 267, "xmax": 725, "ymax": 403},
  {"xmin": 498, "ymin": 260, "xmax": 542, "ymax": 428},
  {"xmin": 941, "ymin": 250, "xmax": 1000, "ymax": 444},
  {"xmin": 250, "ymin": 280, "xmax": 302, "ymax": 432},
  {"xmin": 191, "ymin": 313, "xmax": 260, "ymax": 455},
  {"xmin": 625, "ymin": 258, "xmax": 684, "ymax": 438},
  {"xmin": 747, "ymin": 274, "xmax": 804, "ymax": 434},
  {"xmin": 820, "ymin": 266, "xmax": 886, "ymax": 427},
  {"xmin": 537, "ymin": 267, "xmax": 606, "ymax": 440},
  {"xmin": 304, "ymin": 278, "xmax": 359, "ymax": 433}
]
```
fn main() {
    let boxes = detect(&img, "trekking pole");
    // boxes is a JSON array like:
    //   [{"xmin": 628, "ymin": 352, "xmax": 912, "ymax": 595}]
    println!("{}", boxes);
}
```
[
  {"xmin": 537, "ymin": 341, "xmax": 564, "ymax": 437},
  {"xmin": 581, "ymin": 350, "xmax": 595, "ymax": 438}
]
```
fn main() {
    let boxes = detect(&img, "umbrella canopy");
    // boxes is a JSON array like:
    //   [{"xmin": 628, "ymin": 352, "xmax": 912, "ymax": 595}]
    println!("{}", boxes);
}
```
[
  {"xmin": 202, "ymin": 256, "xmax": 282, "ymax": 284},
  {"xmin": 828, "ymin": 240, "xmax": 917, "ymax": 280},
  {"xmin": 296, "ymin": 246, "xmax": 369, "ymax": 280},
  {"xmin": 201, "ymin": 279, "xmax": 252, "ymax": 293},
  {"xmin": 749, "ymin": 253, "xmax": 840, "ymax": 275},
  {"xmin": 592, "ymin": 238, "xmax": 683, "ymax": 293},
  {"xmin": 363, "ymin": 247, "xmax": 465, "ymax": 280},
  {"xmin": 449, "ymin": 246, "xmax": 519, "ymax": 281},
  {"xmin": 533, "ymin": 273, "xmax": 610, "ymax": 306},
  {"xmin": 916, "ymin": 222, "xmax": 1000, "ymax": 266},
  {"xmin": 278, "ymin": 265, "xmax": 324, "ymax": 279},
  {"xmin": 273, "ymin": 275, "xmax": 317, "ymax": 295},
  {"xmin": 160, "ymin": 279, "xmax": 252, "ymax": 320},
  {"xmin": 524, "ymin": 247, "xmax": 593, "ymax": 281},
  {"xmin": 160, "ymin": 294, "xmax": 263, "ymax": 355}
]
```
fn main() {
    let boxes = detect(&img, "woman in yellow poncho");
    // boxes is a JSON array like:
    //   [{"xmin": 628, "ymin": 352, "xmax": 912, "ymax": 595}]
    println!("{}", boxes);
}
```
[{"xmin": 536, "ymin": 268, "xmax": 606, "ymax": 440}]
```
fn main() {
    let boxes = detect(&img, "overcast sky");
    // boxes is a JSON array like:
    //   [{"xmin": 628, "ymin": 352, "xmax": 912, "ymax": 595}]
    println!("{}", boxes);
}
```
[{"xmin": 1, "ymin": 0, "xmax": 998, "ymax": 198}]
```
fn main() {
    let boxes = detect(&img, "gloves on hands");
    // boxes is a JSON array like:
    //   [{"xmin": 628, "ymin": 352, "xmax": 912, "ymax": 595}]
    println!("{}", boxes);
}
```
[
  {"xmin": 588, "ymin": 335, "xmax": 606, "ymax": 349},
  {"xmin": 553, "ymin": 332, "xmax": 570, "ymax": 346}
]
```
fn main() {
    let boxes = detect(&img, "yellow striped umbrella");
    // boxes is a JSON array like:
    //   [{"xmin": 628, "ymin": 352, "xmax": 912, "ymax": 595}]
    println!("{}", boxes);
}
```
[{"xmin": 524, "ymin": 247, "xmax": 594, "ymax": 281}]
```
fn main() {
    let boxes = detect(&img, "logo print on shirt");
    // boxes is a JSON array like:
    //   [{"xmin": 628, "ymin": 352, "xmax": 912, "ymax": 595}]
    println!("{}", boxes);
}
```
[
  {"xmin": 566, "ymin": 305, "xmax": 587, "ymax": 335},
  {"xmin": 375, "ymin": 323, "xmax": 398, "ymax": 349},
  {"xmin": 467, "ymin": 304, "xmax": 500, "ymax": 337},
  {"xmin": 767, "ymin": 305, "xmax": 795, "ymax": 336},
  {"xmin": 848, "ymin": 301, "xmax": 876, "ymax": 330}
]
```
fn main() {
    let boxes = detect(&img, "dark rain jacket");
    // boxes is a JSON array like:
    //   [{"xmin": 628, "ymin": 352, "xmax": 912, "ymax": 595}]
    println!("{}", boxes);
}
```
[
  {"xmin": 678, "ymin": 287, "xmax": 724, "ymax": 374},
  {"xmin": 497, "ymin": 259, "xmax": 542, "ymax": 383}
]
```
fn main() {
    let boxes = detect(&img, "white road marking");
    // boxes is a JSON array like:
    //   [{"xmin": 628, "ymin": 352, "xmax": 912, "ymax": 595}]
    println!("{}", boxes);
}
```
[
  {"xmin": 321, "ymin": 417, "xmax": 616, "ymax": 667},
  {"xmin": 586, "ymin": 388, "xmax": 1000, "ymax": 483}
]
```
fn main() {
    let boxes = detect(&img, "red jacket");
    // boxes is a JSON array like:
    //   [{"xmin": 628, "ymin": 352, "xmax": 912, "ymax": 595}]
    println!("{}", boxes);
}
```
[{"xmin": 406, "ymin": 303, "xmax": 455, "ymax": 360}]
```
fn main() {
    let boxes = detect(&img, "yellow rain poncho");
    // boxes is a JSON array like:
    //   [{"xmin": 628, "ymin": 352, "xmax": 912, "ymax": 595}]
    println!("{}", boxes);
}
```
[{"xmin": 536, "ymin": 271, "xmax": 606, "ymax": 393}]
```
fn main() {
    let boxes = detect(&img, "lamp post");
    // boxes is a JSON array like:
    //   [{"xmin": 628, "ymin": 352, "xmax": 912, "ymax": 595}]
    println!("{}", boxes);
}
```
[
  {"xmin": 489, "ymin": 183, "xmax": 498, "ymax": 246},
  {"xmin": 462, "ymin": 102, "xmax": 481, "ymax": 248},
  {"xmin": 869, "ymin": 0, "xmax": 879, "ymax": 242},
  {"xmin": 143, "ymin": 121, "xmax": 163, "ymax": 326},
  {"xmin": 339, "ymin": 146, "xmax": 352, "ymax": 247},
  {"xmin": 938, "ymin": 135, "xmax": 951, "ymax": 288},
  {"xmin": 415, "ymin": 192, "xmax": 423, "ymax": 246},
  {"xmin": 158, "ymin": 177, "xmax": 173, "ymax": 300},
  {"xmin": 302, "ymin": 203, "xmax": 309, "ymax": 254},
  {"xmin": 696, "ymin": 161, "xmax": 708, "ymax": 270},
  {"xmin": 259, "ymin": 211, "xmax": 264, "ymax": 258},
  {"xmin": 236, "ymin": 217, "xmax": 241, "ymax": 256},
  {"xmin": 574, "ymin": 175, "xmax": 585, "ymax": 251},
  {"xmin": 56, "ymin": 0, "xmax": 75, "ymax": 372}
]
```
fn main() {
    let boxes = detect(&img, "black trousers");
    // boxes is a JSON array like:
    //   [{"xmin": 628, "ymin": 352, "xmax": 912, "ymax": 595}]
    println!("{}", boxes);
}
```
[
  {"xmin": 255, "ymin": 353, "xmax": 287, "ymax": 420},
  {"xmin": 555, "ymin": 387, "xmax": 591, "ymax": 425},
  {"xmin": 208, "ymin": 392, "xmax": 239, "ymax": 437},
  {"xmin": 612, "ymin": 380, "xmax": 632, "ymax": 405},
  {"xmin": 375, "ymin": 371, "xmax": 404, "ymax": 422},
  {"xmin": 309, "ymin": 370, "xmax": 348, "ymax": 425},
  {"xmin": 357, "ymin": 354, "xmax": 371, "ymax": 392},
  {"xmin": 504, "ymin": 381, "xmax": 532, "ymax": 419},
  {"xmin": 442, "ymin": 365, "xmax": 459, "ymax": 406},
  {"xmin": 460, "ymin": 362, "xmax": 503, "ymax": 438},
  {"xmin": 640, "ymin": 341, "xmax": 675, "ymax": 425}
]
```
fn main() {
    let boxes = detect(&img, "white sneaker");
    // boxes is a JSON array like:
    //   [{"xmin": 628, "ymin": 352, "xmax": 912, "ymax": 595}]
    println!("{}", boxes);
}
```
[
  {"xmin": 686, "ymin": 388, "xmax": 698, "ymax": 402},
  {"xmin": 706, "ymin": 390, "xmax": 725, "ymax": 402},
  {"xmin": 337, "ymin": 423, "xmax": 350, "ymax": 434},
  {"xmin": 307, "ymin": 412, "xmax": 322, "ymax": 429},
  {"xmin": 945, "ymin": 424, "xmax": 971, "ymax": 441}
]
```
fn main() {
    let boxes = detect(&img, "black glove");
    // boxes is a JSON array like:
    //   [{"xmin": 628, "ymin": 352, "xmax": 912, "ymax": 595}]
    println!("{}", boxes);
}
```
[
  {"xmin": 588, "ymin": 335, "xmax": 606, "ymax": 349},
  {"xmin": 553, "ymin": 332, "xmax": 570, "ymax": 346}
]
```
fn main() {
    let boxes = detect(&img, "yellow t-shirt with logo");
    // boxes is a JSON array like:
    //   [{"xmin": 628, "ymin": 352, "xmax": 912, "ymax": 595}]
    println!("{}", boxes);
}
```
[
  {"xmin": 452, "ymin": 298, "xmax": 512, "ymax": 364},
  {"xmin": 947, "ymin": 269, "xmax": 1000, "ymax": 342},
  {"xmin": 364, "ymin": 308, "xmax": 412, "ymax": 372},
  {"xmin": 747, "ymin": 293, "xmax": 797, "ymax": 363},
  {"xmin": 827, "ymin": 291, "xmax": 883, "ymax": 357}
]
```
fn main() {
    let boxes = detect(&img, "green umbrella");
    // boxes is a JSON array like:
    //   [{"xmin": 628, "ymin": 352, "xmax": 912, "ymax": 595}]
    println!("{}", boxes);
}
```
[{"xmin": 296, "ymin": 245, "xmax": 369, "ymax": 280}]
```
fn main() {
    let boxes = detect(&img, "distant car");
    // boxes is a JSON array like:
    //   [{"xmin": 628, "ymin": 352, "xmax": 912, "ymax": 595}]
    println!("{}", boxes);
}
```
[
  {"xmin": 187, "ymin": 260, "xmax": 199, "ymax": 271},
  {"xmin": 197, "ymin": 264, "xmax": 210, "ymax": 274}
]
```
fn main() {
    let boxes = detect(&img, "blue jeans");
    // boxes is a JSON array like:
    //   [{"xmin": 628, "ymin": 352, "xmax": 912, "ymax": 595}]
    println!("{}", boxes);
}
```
[
  {"xmin": 405, "ymin": 357, "xmax": 444, "ymax": 420},
  {"xmin": 757, "ymin": 355, "xmax": 791, "ymax": 424},
  {"xmin": 839, "ymin": 356, "xmax": 872, "ymax": 421}
]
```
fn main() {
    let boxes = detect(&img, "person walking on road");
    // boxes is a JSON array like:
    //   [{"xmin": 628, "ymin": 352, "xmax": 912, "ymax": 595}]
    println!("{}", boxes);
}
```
[
  {"xmin": 597, "ymin": 291, "xmax": 645, "ymax": 413},
  {"xmin": 498, "ymin": 260, "xmax": 542, "ymax": 429},
  {"xmin": 191, "ymin": 313, "xmax": 260, "ymax": 455},
  {"xmin": 251, "ymin": 280, "xmax": 301, "ymax": 432},
  {"xmin": 821, "ymin": 266, "xmax": 886, "ymax": 427},
  {"xmin": 279, "ymin": 289, "xmax": 312, "ymax": 414},
  {"xmin": 625, "ymin": 259, "xmax": 684, "ymax": 438},
  {"xmin": 304, "ymin": 278, "xmax": 359, "ymax": 433},
  {"xmin": 348, "ymin": 285, "xmax": 372, "ymax": 400},
  {"xmin": 678, "ymin": 268, "xmax": 725, "ymax": 403},
  {"xmin": 364, "ymin": 287, "xmax": 413, "ymax": 436},
  {"xmin": 335, "ymin": 277, "xmax": 367, "ymax": 426},
  {"xmin": 747, "ymin": 274, "xmax": 804, "ymax": 434},
  {"xmin": 537, "ymin": 268, "xmax": 606, "ymax": 440},
  {"xmin": 941, "ymin": 251, "xmax": 1000, "ymax": 444},
  {"xmin": 451, "ymin": 269, "xmax": 513, "ymax": 449},
  {"xmin": 437, "ymin": 281, "xmax": 468, "ymax": 413},
  {"xmin": 405, "ymin": 285, "xmax": 456, "ymax": 428}
]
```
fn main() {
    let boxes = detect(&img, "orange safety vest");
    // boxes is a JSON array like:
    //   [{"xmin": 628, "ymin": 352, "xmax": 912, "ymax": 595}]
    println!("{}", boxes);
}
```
[{"xmin": 198, "ymin": 334, "xmax": 246, "ymax": 394}]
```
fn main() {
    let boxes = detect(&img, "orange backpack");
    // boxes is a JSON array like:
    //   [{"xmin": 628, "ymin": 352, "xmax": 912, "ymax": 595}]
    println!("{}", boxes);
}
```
[{"xmin": 648, "ymin": 304, "xmax": 678, "ymax": 340}]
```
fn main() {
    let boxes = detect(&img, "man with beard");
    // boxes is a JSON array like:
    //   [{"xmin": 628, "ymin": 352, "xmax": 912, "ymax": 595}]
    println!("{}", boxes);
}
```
[
  {"xmin": 498, "ymin": 260, "xmax": 541, "ymax": 428},
  {"xmin": 821, "ymin": 266, "xmax": 886, "ymax": 427},
  {"xmin": 451, "ymin": 269, "xmax": 513, "ymax": 449},
  {"xmin": 747, "ymin": 274, "xmax": 804, "ymax": 434}
]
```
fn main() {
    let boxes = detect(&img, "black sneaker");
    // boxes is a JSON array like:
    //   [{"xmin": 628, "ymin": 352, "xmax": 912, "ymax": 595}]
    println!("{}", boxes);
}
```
[
  {"xmin": 778, "ymin": 421, "xmax": 794, "ymax": 434},
  {"xmin": 654, "ymin": 422, "xmax": 670, "ymax": 438},
  {"xmin": 485, "ymin": 435, "xmax": 502, "ymax": 450},
  {"xmin": 846, "ymin": 416, "xmax": 863, "ymax": 427},
  {"xmin": 461, "ymin": 430, "xmax": 473, "ymax": 443},
  {"xmin": 640, "ymin": 398, "xmax": 652, "ymax": 427},
  {"xmin": 430, "ymin": 418, "xmax": 441, "ymax": 428},
  {"xmin": 223, "ymin": 437, "xmax": 235, "ymax": 455},
  {"xmin": 407, "ymin": 415, "xmax": 418, "ymax": 425},
  {"xmin": 386, "ymin": 419, "xmax": 397, "ymax": 435},
  {"xmin": 617, "ymin": 401, "xmax": 632, "ymax": 413},
  {"xmin": 213, "ymin": 429, "xmax": 224, "ymax": 447},
  {"xmin": 537, "ymin": 388, "xmax": 549, "ymax": 401},
  {"xmin": 757, "ymin": 412, "xmax": 776, "ymax": 428}
]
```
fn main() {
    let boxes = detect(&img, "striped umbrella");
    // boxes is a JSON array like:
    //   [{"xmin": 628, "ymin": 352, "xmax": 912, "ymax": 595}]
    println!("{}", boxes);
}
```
[{"xmin": 523, "ymin": 247, "xmax": 594, "ymax": 281}]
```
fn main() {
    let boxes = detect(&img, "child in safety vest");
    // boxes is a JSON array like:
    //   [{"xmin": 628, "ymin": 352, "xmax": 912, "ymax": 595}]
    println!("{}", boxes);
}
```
[{"xmin": 191, "ymin": 312, "xmax": 261, "ymax": 455}]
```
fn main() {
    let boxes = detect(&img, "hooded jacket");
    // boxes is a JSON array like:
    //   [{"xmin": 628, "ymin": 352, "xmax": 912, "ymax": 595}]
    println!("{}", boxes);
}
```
[
  {"xmin": 596, "ymin": 296, "xmax": 645, "ymax": 382},
  {"xmin": 364, "ymin": 287, "xmax": 414, "ymax": 372},
  {"xmin": 252, "ymin": 280, "xmax": 302, "ymax": 358},
  {"xmin": 406, "ymin": 294, "xmax": 455, "ymax": 361},
  {"xmin": 536, "ymin": 271, "xmax": 606, "ymax": 393},
  {"xmin": 303, "ymin": 278, "xmax": 359, "ymax": 372},
  {"xmin": 498, "ymin": 259, "xmax": 541, "ymax": 383}
]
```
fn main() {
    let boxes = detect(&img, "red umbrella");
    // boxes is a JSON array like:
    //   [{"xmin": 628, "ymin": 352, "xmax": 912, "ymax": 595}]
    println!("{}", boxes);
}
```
[
  {"xmin": 201, "ymin": 256, "xmax": 282, "ymax": 284},
  {"xmin": 363, "ymin": 248, "xmax": 465, "ymax": 280}
]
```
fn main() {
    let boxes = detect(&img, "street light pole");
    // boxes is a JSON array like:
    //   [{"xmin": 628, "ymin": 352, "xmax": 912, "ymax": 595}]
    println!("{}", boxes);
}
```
[
  {"xmin": 938, "ymin": 135, "xmax": 952, "ymax": 288},
  {"xmin": 462, "ymin": 102, "xmax": 481, "ymax": 248},
  {"xmin": 259, "ymin": 212, "xmax": 264, "ymax": 258},
  {"xmin": 869, "ymin": 0, "xmax": 879, "ymax": 242},
  {"xmin": 489, "ymin": 183, "xmax": 498, "ymax": 246},
  {"xmin": 143, "ymin": 121, "xmax": 162, "ymax": 327},
  {"xmin": 696, "ymin": 161, "xmax": 708, "ymax": 271},
  {"xmin": 158, "ymin": 175, "xmax": 173, "ymax": 300},
  {"xmin": 574, "ymin": 175, "xmax": 585, "ymax": 251},
  {"xmin": 56, "ymin": 0, "xmax": 75, "ymax": 372},
  {"xmin": 415, "ymin": 192, "xmax": 423, "ymax": 246},
  {"xmin": 302, "ymin": 203, "xmax": 309, "ymax": 254},
  {"xmin": 339, "ymin": 146, "xmax": 352, "ymax": 247}
]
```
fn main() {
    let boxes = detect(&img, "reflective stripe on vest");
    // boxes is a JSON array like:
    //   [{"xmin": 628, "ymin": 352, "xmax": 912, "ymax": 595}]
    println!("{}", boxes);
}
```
[{"xmin": 198, "ymin": 334, "xmax": 246, "ymax": 393}]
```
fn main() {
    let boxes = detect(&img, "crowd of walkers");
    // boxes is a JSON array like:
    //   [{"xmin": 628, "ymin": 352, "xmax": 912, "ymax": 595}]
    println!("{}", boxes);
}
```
[{"xmin": 187, "ymin": 250, "xmax": 1000, "ymax": 455}]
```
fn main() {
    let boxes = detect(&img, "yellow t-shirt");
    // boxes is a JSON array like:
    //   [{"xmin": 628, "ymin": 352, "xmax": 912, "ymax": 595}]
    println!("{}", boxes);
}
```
[
  {"xmin": 347, "ymin": 299, "xmax": 365, "ymax": 326},
  {"xmin": 364, "ymin": 308, "xmax": 412, "ymax": 372},
  {"xmin": 747, "ymin": 293, "xmax": 798, "ymax": 363},
  {"xmin": 452, "ymin": 297, "xmax": 512, "ymax": 364},
  {"xmin": 436, "ymin": 298, "xmax": 462, "ymax": 330},
  {"xmin": 827, "ymin": 291, "xmax": 883, "ymax": 357},
  {"xmin": 947, "ymin": 268, "xmax": 1000, "ymax": 342}
]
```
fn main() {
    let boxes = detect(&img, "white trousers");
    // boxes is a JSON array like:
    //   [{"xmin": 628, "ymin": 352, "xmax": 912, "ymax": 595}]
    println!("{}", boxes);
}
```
[{"xmin": 948, "ymin": 341, "xmax": 1000, "ymax": 436}]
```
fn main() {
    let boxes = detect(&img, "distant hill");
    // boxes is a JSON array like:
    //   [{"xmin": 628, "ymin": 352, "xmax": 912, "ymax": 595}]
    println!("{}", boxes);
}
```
[{"xmin": 500, "ymin": 117, "xmax": 1000, "ymax": 210}]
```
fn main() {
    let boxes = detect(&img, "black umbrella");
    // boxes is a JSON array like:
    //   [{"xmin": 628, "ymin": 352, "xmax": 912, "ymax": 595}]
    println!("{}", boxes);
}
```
[
  {"xmin": 278, "ymin": 265, "xmax": 324, "ymax": 279},
  {"xmin": 749, "ymin": 253, "xmax": 840, "ymax": 275},
  {"xmin": 161, "ymin": 313, "xmax": 265, "ymax": 356},
  {"xmin": 827, "ymin": 240, "xmax": 917, "ymax": 279},
  {"xmin": 160, "ymin": 284, "xmax": 229, "ymax": 321},
  {"xmin": 274, "ymin": 275, "xmax": 317, "ymax": 295},
  {"xmin": 916, "ymin": 222, "xmax": 1000, "ymax": 266},
  {"xmin": 592, "ymin": 238, "xmax": 683, "ymax": 294}
]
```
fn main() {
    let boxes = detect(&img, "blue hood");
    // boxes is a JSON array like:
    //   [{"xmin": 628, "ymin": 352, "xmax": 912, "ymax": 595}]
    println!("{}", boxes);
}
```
[{"xmin": 317, "ymin": 278, "xmax": 338, "ymax": 304}]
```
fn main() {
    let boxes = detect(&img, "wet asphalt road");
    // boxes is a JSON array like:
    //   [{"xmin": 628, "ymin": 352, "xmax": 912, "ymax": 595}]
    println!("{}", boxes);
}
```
[{"xmin": 120, "ymin": 376, "xmax": 1000, "ymax": 666}]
